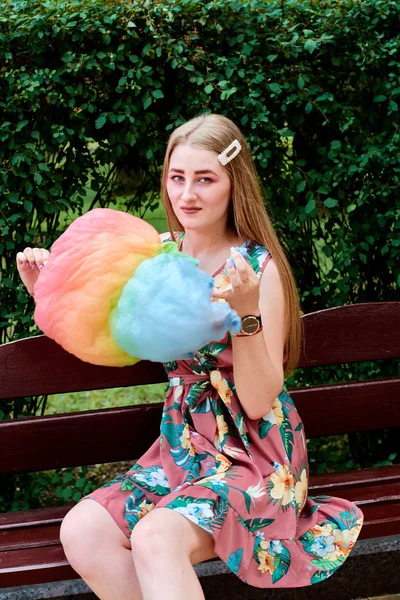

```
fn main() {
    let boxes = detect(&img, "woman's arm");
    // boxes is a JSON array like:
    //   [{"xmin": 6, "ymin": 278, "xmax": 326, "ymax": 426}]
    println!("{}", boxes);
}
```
[{"xmin": 232, "ymin": 259, "xmax": 286, "ymax": 420}]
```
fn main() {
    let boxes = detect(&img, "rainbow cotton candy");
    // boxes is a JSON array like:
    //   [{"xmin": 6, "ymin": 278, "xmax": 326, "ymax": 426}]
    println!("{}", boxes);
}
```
[
  {"xmin": 34, "ymin": 208, "xmax": 161, "ymax": 366},
  {"xmin": 34, "ymin": 208, "xmax": 241, "ymax": 366}
]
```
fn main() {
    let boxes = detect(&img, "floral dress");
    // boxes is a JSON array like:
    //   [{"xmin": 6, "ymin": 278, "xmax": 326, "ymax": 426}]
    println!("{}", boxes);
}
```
[{"xmin": 79, "ymin": 235, "xmax": 364, "ymax": 589}]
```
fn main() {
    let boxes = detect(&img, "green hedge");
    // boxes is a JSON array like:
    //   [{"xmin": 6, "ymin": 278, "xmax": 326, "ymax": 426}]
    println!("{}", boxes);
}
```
[{"xmin": 0, "ymin": 0, "xmax": 399, "ymax": 509}]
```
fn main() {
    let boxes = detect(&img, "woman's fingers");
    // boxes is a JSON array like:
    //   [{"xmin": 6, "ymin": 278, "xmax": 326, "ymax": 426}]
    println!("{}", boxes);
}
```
[{"xmin": 17, "ymin": 247, "xmax": 49, "ymax": 270}]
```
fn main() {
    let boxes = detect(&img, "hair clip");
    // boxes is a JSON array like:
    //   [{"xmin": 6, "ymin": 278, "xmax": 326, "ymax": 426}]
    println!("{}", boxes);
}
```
[{"xmin": 218, "ymin": 139, "xmax": 242, "ymax": 166}]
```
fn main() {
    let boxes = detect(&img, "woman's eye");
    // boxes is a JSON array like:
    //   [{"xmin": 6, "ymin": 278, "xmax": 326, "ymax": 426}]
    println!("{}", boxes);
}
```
[
  {"xmin": 172, "ymin": 176, "xmax": 184, "ymax": 182},
  {"xmin": 199, "ymin": 177, "xmax": 212, "ymax": 183}
]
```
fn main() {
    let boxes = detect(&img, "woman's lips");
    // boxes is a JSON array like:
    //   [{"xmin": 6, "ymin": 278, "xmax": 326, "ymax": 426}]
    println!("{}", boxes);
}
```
[{"xmin": 181, "ymin": 207, "xmax": 202, "ymax": 213}]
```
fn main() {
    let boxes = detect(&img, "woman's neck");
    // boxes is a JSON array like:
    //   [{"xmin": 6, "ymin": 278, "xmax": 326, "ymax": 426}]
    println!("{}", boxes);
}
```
[{"xmin": 180, "ymin": 228, "xmax": 244, "ymax": 259}]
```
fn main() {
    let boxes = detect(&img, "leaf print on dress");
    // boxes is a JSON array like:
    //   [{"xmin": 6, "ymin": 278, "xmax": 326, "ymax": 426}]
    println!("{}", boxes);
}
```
[
  {"xmin": 169, "ymin": 423, "xmax": 197, "ymax": 471},
  {"xmin": 254, "ymin": 538, "xmax": 291, "ymax": 584},
  {"xmin": 125, "ymin": 486, "xmax": 154, "ymax": 533},
  {"xmin": 227, "ymin": 548, "xmax": 244, "ymax": 576},
  {"xmin": 258, "ymin": 396, "xmax": 283, "ymax": 439}
]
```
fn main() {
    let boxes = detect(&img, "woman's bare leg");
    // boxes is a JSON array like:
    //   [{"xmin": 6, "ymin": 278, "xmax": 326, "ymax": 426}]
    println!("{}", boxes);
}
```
[
  {"xmin": 131, "ymin": 507, "xmax": 217, "ymax": 600},
  {"xmin": 60, "ymin": 498, "xmax": 143, "ymax": 600}
]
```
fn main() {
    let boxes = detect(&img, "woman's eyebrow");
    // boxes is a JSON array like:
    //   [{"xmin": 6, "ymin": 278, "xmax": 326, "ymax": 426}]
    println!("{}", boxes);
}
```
[{"xmin": 169, "ymin": 168, "xmax": 218, "ymax": 176}]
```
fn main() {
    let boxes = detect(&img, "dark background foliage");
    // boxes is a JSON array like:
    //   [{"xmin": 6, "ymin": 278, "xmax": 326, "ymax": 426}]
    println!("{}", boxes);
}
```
[{"xmin": 0, "ymin": 0, "xmax": 399, "ymax": 510}]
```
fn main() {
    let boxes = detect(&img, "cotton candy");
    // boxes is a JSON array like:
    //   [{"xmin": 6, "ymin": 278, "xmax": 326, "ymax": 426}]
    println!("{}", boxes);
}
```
[
  {"xmin": 33, "ymin": 208, "xmax": 241, "ymax": 366},
  {"xmin": 110, "ymin": 251, "xmax": 241, "ymax": 362}
]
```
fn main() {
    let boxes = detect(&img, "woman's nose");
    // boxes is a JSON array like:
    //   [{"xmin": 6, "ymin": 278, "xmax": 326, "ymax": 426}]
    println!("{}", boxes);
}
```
[{"xmin": 181, "ymin": 181, "xmax": 197, "ymax": 201}]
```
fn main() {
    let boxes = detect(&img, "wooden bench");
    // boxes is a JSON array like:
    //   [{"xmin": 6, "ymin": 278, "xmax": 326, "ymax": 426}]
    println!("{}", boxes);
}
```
[{"xmin": 1, "ymin": 301, "xmax": 400, "ymax": 598}]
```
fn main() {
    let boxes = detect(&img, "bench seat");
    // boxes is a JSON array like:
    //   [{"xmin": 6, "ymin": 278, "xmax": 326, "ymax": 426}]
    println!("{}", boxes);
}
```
[{"xmin": 1, "ymin": 464, "xmax": 399, "ymax": 587}]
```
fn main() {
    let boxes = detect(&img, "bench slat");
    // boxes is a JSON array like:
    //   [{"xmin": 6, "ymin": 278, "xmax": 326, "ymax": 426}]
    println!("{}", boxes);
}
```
[
  {"xmin": 0, "ymin": 506, "xmax": 72, "ymax": 530},
  {"xmin": 294, "ymin": 376, "xmax": 400, "ymax": 437},
  {"xmin": 309, "ymin": 465, "xmax": 400, "ymax": 493},
  {"xmin": 1, "ymin": 377, "xmax": 399, "ymax": 475},
  {"xmin": 0, "ymin": 546, "xmax": 76, "ymax": 587},
  {"xmin": 0, "ymin": 524, "xmax": 62, "ymax": 552},
  {"xmin": 1, "ymin": 303, "xmax": 399, "ymax": 400},
  {"xmin": 299, "ymin": 301, "xmax": 400, "ymax": 366}
]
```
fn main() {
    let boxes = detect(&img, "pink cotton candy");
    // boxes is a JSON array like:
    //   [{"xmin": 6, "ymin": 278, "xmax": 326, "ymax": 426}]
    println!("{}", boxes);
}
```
[{"xmin": 34, "ymin": 208, "xmax": 161, "ymax": 366}]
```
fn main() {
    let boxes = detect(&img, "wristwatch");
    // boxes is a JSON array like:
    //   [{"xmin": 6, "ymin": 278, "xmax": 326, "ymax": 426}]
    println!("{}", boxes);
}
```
[{"xmin": 232, "ymin": 314, "xmax": 262, "ymax": 337}]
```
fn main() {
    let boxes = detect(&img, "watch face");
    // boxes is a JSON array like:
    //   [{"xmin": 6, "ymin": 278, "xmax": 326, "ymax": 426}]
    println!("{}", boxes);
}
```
[{"xmin": 241, "ymin": 316, "xmax": 261, "ymax": 334}]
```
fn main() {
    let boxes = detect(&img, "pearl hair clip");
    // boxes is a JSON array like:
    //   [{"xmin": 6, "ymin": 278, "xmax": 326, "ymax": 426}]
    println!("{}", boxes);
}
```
[{"xmin": 217, "ymin": 139, "xmax": 242, "ymax": 166}]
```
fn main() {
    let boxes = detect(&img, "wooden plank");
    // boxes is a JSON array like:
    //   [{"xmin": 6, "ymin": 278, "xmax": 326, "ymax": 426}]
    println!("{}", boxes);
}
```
[
  {"xmin": 0, "ymin": 545, "xmax": 77, "ymax": 587},
  {"xmin": 309, "ymin": 465, "xmax": 400, "ymax": 493},
  {"xmin": 0, "ymin": 335, "xmax": 167, "ymax": 400},
  {"xmin": 0, "ymin": 403, "xmax": 163, "ymax": 474},
  {"xmin": 1, "ymin": 375, "xmax": 399, "ymax": 474},
  {"xmin": 1, "ymin": 302, "xmax": 399, "ymax": 400},
  {"xmin": 0, "ymin": 524, "xmax": 61, "ymax": 552},
  {"xmin": 358, "ymin": 503, "xmax": 400, "ymax": 539},
  {"xmin": 298, "ymin": 301, "xmax": 400, "ymax": 367},
  {"xmin": 0, "ymin": 506, "xmax": 72, "ymax": 530},
  {"xmin": 294, "ymin": 377, "xmax": 400, "ymax": 437}
]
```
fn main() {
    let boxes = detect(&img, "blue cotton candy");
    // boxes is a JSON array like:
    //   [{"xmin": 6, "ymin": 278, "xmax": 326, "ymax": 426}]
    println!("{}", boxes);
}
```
[{"xmin": 109, "ymin": 251, "xmax": 241, "ymax": 362}]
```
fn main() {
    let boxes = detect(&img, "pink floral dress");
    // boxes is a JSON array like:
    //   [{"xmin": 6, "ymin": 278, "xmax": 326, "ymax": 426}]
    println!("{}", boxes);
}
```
[{"xmin": 80, "ymin": 235, "xmax": 363, "ymax": 588}]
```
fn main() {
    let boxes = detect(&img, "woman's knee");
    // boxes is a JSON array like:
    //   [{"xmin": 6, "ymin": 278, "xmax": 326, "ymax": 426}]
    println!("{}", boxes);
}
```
[{"xmin": 60, "ymin": 499, "xmax": 129, "ymax": 572}]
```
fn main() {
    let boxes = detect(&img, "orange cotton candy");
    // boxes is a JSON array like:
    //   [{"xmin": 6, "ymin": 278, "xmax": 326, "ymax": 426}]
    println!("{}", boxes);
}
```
[{"xmin": 33, "ymin": 208, "xmax": 161, "ymax": 366}]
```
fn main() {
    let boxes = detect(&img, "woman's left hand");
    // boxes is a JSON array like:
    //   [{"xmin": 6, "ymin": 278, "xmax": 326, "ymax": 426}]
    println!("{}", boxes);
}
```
[{"xmin": 211, "ymin": 248, "xmax": 260, "ymax": 317}]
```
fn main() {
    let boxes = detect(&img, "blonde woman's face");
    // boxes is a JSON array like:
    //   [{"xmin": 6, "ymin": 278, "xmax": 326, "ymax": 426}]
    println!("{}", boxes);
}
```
[{"xmin": 166, "ymin": 144, "xmax": 232, "ymax": 231}]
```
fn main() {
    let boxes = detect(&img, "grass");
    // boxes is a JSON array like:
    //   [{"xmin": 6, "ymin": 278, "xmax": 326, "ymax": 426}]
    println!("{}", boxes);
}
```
[{"xmin": 44, "ymin": 383, "xmax": 168, "ymax": 415}]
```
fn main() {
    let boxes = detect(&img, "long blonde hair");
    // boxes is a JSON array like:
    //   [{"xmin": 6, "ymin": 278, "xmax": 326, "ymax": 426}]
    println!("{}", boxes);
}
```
[{"xmin": 160, "ymin": 113, "xmax": 303, "ymax": 375}]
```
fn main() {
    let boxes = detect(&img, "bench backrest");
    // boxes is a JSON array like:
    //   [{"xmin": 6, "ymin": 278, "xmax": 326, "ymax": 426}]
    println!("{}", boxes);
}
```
[{"xmin": 1, "ymin": 302, "xmax": 399, "ymax": 475}]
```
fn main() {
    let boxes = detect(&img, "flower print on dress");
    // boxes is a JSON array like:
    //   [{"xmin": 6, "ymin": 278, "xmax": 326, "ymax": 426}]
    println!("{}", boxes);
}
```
[
  {"xmin": 267, "ymin": 463, "xmax": 295, "ymax": 509},
  {"xmin": 254, "ymin": 538, "xmax": 291, "ymax": 584},
  {"xmin": 210, "ymin": 370, "xmax": 233, "ymax": 405},
  {"xmin": 130, "ymin": 465, "xmax": 171, "ymax": 496},
  {"xmin": 300, "ymin": 509, "xmax": 363, "ymax": 584},
  {"xmin": 294, "ymin": 467, "xmax": 308, "ymax": 514},
  {"xmin": 164, "ymin": 495, "xmax": 229, "ymax": 535}
]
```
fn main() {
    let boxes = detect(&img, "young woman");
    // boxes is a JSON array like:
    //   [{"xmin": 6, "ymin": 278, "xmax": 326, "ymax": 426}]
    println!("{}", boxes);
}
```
[{"xmin": 17, "ymin": 113, "xmax": 363, "ymax": 599}]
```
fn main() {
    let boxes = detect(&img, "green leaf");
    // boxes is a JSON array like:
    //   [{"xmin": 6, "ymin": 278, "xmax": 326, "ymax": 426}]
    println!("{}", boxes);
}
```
[
  {"xmin": 152, "ymin": 89, "xmax": 164, "ymax": 99},
  {"xmin": 95, "ymin": 115, "xmax": 107, "ymax": 129},
  {"xmin": 143, "ymin": 96, "xmax": 152, "ymax": 110},
  {"xmin": 296, "ymin": 180, "xmax": 306, "ymax": 193},
  {"xmin": 324, "ymin": 198, "xmax": 338, "ymax": 208},
  {"xmin": 204, "ymin": 84, "xmax": 213, "ymax": 94},
  {"xmin": 305, "ymin": 198, "xmax": 316, "ymax": 215},
  {"xmin": 304, "ymin": 39, "xmax": 317, "ymax": 54},
  {"xmin": 373, "ymin": 95, "xmax": 387, "ymax": 103},
  {"xmin": 269, "ymin": 83, "xmax": 281, "ymax": 94},
  {"xmin": 318, "ymin": 183, "xmax": 330, "ymax": 194}
]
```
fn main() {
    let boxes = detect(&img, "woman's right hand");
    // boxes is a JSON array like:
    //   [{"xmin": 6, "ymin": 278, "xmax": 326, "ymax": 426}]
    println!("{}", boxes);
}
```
[{"xmin": 16, "ymin": 247, "xmax": 50, "ymax": 297}]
